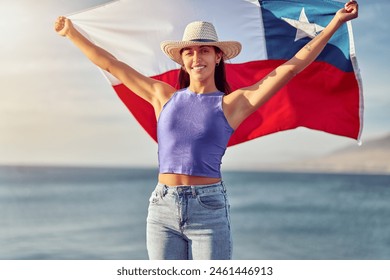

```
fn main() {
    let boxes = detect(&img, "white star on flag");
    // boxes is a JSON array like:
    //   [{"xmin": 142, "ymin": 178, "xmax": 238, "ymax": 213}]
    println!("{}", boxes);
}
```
[{"xmin": 282, "ymin": 8, "xmax": 325, "ymax": 41}]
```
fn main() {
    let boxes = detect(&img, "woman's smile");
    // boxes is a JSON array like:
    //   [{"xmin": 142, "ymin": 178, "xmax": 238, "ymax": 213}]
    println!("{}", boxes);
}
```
[{"xmin": 192, "ymin": 65, "xmax": 206, "ymax": 71}]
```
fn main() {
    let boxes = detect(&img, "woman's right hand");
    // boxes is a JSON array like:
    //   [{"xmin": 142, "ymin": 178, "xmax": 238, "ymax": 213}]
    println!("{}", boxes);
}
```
[
  {"xmin": 336, "ymin": 0, "xmax": 358, "ymax": 24},
  {"xmin": 54, "ymin": 16, "xmax": 73, "ymax": 37}
]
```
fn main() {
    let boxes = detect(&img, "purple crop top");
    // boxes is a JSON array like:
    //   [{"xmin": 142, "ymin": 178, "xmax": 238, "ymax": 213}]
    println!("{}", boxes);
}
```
[{"xmin": 157, "ymin": 88, "xmax": 234, "ymax": 178}]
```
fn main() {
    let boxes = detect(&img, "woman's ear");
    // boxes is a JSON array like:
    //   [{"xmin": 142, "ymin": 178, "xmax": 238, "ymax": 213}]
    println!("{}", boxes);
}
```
[{"xmin": 216, "ymin": 51, "xmax": 223, "ymax": 64}]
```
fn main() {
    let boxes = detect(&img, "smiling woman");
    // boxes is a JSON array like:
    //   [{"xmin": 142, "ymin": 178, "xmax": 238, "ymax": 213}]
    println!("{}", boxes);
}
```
[
  {"xmin": 178, "ymin": 45, "xmax": 231, "ymax": 94},
  {"xmin": 180, "ymin": 46, "xmax": 223, "ymax": 90},
  {"xmin": 54, "ymin": 1, "xmax": 358, "ymax": 260}
]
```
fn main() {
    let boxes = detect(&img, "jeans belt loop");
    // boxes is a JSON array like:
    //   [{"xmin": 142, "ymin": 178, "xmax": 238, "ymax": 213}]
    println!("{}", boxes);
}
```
[
  {"xmin": 162, "ymin": 185, "xmax": 168, "ymax": 198},
  {"xmin": 191, "ymin": 186, "xmax": 196, "ymax": 198},
  {"xmin": 221, "ymin": 181, "xmax": 226, "ymax": 193}
]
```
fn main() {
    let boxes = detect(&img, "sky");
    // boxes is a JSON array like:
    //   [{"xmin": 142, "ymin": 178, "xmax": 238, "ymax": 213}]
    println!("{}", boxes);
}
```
[{"xmin": 1, "ymin": 0, "xmax": 389, "ymax": 170}]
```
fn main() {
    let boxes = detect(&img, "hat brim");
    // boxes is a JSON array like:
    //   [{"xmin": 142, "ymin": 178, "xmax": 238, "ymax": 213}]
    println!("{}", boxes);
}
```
[{"xmin": 160, "ymin": 40, "xmax": 242, "ymax": 65}]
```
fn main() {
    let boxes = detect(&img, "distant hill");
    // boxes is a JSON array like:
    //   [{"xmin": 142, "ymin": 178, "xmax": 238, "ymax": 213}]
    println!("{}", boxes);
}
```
[{"xmin": 276, "ymin": 133, "xmax": 390, "ymax": 174}]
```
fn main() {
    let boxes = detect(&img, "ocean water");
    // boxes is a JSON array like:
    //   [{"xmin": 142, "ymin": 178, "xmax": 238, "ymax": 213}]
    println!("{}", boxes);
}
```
[{"xmin": 0, "ymin": 165, "xmax": 389, "ymax": 260}]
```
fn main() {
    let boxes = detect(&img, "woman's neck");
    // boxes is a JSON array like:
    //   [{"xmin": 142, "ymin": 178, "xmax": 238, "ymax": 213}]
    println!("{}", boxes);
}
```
[{"xmin": 188, "ymin": 81, "xmax": 218, "ymax": 94}]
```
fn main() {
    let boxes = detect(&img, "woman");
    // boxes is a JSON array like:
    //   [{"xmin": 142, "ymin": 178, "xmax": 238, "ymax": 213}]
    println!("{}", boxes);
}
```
[{"xmin": 55, "ymin": 0, "xmax": 358, "ymax": 260}]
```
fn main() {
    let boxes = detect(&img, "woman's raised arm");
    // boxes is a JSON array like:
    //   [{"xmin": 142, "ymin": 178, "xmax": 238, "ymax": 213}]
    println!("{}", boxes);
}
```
[
  {"xmin": 54, "ymin": 16, "xmax": 175, "ymax": 114},
  {"xmin": 224, "ymin": 0, "xmax": 358, "ymax": 130}
]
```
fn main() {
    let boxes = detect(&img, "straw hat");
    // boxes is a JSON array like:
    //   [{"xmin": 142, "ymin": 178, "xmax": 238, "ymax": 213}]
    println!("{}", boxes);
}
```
[{"xmin": 160, "ymin": 21, "xmax": 242, "ymax": 65}]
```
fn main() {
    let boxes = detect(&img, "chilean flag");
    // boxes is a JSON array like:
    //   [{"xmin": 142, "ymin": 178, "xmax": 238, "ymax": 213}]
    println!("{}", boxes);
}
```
[{"xmin": 68, "ymin": 0, "xmax": 363, "ymax": 146}]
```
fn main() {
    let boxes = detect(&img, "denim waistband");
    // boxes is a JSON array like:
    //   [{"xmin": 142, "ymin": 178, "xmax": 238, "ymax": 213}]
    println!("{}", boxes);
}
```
[{"xmin": 156, "ymin": 181, "xmax": 225, "ymax": 196}]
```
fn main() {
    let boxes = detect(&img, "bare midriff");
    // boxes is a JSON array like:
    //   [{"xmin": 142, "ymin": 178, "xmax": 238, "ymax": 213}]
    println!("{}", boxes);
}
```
[{"xmin": 158, "ymin": 173, "xmax": 221, "ymax": 187}]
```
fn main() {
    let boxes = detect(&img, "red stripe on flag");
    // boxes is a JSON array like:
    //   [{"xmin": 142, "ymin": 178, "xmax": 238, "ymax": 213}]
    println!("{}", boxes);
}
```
[
  {"xmin": 226, "ymin": 61, "xmax": 361, "ymax": 145},
  {"xmin": 113, "ymin": 60, "xmax": 360, "ymax": 146}
]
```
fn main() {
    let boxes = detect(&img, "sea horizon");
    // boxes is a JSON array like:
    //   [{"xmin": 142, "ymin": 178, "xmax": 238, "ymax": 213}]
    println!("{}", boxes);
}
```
[{"xmin": 1, "ymin": 164, "xmax": 389, "ymax": 260}]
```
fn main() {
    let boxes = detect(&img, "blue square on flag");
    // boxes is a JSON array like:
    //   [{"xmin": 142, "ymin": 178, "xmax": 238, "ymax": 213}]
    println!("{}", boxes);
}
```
[{"xmin": 260, "ymin": 0, "xmax": 353, "ymax": 72}]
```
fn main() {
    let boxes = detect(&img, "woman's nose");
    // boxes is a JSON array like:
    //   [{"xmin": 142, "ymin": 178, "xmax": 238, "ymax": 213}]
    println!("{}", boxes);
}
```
[{"xmin": 193, "ymin": 51, "xmax": 200, "ymax": 62}]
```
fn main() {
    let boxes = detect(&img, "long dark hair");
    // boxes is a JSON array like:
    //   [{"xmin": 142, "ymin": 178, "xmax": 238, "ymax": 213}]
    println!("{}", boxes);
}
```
[{"xmin": 178, "ymin": 47, "xmax": 232, "ymax": 94}]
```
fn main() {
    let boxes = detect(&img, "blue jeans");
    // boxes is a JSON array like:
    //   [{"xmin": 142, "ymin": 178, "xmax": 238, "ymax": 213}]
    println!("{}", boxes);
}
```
[{"xmin": 146, "ymin": 182, "xmax": 232, "ymax": 260}]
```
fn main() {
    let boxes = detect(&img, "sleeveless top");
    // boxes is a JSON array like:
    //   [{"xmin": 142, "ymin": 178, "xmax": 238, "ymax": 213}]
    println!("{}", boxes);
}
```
[{"xmin": 157, "ymin": 88, "xmax": 234, "ymax": 178}]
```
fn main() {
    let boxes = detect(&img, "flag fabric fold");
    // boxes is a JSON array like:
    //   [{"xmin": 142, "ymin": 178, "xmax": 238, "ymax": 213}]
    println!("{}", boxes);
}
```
[{"xmin": 69, "ymin": 0, "xmax": 363, "ymax": 146}]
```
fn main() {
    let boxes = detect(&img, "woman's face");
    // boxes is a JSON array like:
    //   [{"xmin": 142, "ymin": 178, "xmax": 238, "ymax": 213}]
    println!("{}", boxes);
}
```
[{"xmin": 181, "ymin": 45, "xmax": 222, "ymax": 83}]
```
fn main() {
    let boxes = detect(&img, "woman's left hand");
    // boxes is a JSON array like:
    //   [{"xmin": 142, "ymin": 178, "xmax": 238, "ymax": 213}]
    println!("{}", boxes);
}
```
[{"xmin": 336, "ymin": 0, "xmax": 359, "ymax": 23}]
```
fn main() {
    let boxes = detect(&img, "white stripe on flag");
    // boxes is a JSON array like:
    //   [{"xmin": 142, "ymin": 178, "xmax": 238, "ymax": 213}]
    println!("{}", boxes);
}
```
[
  {"xmin": 347, "ymin": 21, "xmax": 364, "ymax": 143},
  {"xmin": 69, "ymin": 0, "xmax": 267, "ymax": 85}
]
